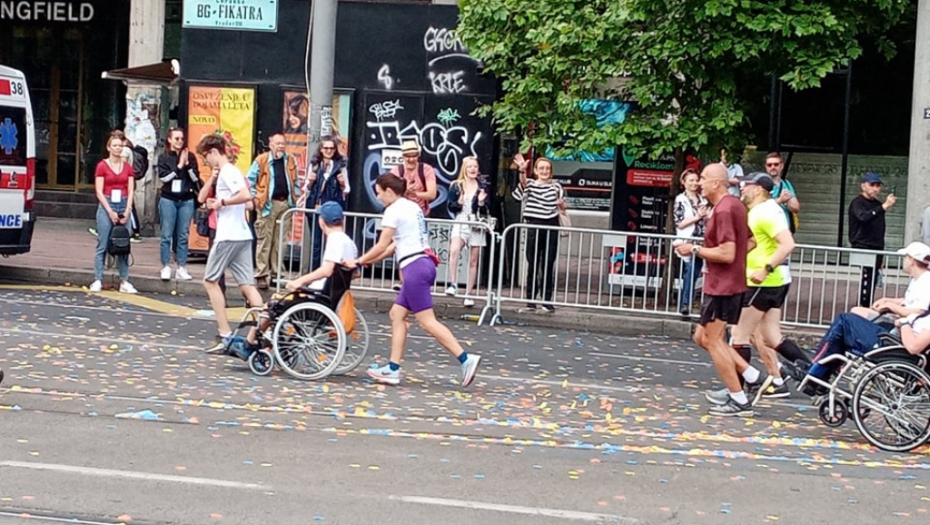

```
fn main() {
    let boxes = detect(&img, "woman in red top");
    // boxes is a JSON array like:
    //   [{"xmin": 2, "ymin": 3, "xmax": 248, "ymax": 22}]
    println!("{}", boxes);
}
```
[{"xmin": 90, "ymin": 131, "xmax": 137, "ymax": 293}]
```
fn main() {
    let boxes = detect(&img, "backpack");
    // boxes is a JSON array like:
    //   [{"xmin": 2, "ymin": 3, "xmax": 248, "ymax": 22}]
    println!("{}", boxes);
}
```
[
  {"xmin": 107, "ymin": 222, "xmax": 132, "ymax": 256},
  {"xmin": 131, "ymin": 145, "xmax": 149, "ymax": 180}
]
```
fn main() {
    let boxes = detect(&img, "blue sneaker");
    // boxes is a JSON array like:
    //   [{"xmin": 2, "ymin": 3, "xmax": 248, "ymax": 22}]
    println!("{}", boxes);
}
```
[
  {"xmin": 367, "ymin": 363, "xmax": 401, "ymax": 385},
  {"xmin": 460, "ymin": 354, "xmax": 481, "ymax": 387}
]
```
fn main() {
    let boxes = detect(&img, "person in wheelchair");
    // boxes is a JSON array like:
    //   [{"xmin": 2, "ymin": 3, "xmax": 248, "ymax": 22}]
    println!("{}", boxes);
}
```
[
  {"xmin": 799, "ymin": 307, "xmax": 930, "ymax": 396},
  {"xmin": 241, "ymin": 201, "xmax": 357, "ymax": 353},
  {"xmin": 850, "ymin": 242, "xmax": 930, "ymax": 324}
]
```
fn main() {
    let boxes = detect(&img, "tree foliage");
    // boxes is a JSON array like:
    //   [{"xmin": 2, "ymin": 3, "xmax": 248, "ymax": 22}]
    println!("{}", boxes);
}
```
[{"xmin": 457, "ymin": 0, "xmax": 911, "ymax": 159}]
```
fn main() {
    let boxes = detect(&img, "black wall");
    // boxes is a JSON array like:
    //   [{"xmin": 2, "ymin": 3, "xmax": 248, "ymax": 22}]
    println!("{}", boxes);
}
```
[{"xmin": 180, "ymin": 0, "xmax": 497, "ymax": 219}]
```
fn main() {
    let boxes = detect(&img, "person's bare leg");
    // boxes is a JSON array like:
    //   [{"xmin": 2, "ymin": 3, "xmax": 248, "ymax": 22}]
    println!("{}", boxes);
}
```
[
  {"xmin": 700, "ymin": 320, "xmax": 742, "ymax": 393},
  {"xmin": 204, "ymin": 280, "xmax": 230, "ymax": 335},
  {"xmin": 447, "ymin": 237, "xmax": 464, "ymax": 287},
  {"xmin": 389, "ymin": 304, "xmax": 410, "ymax": 364},
  {"xmin": 753, "ymin": 308, "xmax": 784, "ymax": 379},
  {"xmin": 414, "ymin": 308, "xmax": 465, "ymax": 358},
  {"xmin": 465, "ymin": 245, "xmax": 480, "ymax": 295}
]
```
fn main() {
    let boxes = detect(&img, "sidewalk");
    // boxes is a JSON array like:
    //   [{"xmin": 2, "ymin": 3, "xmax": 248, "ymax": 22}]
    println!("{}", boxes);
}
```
[{"xmin": 0, "ymin": 218, "xmax": 706, "ymax": 339}]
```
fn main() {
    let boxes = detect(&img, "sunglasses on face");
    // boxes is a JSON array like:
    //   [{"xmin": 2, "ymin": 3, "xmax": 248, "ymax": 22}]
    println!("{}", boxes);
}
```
[{"xmin": 766, "ymin": 162, "xmax": 781, "ymax": 167}]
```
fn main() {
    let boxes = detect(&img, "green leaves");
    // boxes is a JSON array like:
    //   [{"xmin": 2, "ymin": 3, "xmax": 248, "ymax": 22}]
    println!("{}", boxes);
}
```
[{"xmin": 457, "ymin": 0, "xmax": 910, "ymax": 159}]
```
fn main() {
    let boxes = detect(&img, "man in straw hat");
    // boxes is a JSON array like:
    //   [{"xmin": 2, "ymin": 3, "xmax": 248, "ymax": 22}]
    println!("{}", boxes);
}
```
[{"xmin": 390, "ymin": 140, "xmax": 438, "ymax": 216}]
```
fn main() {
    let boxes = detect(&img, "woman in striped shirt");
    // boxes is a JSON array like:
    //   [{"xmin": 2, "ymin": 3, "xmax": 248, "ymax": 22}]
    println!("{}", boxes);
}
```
[{"xmin": 512, "ymin": 154, "xmax": 566, "ymax": 312}]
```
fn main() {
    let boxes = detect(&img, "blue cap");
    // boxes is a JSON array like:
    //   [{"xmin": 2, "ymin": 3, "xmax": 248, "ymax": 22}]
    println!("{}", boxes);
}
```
[
  {"xmin": 318, "ymin": 201, "xmax": 344, "ymax": 224},
  {"xmin": 862, "ymin": 172, "xmax": 883, "ymax": 185}
]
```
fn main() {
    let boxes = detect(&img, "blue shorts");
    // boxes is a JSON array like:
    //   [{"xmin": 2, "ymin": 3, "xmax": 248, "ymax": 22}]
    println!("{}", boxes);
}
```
[{"xmin": 395, "ymin": 256, "xmax": 436, "ymax": 314}]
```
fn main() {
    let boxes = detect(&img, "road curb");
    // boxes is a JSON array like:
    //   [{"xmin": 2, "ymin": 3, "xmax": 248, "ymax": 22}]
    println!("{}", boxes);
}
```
[{"xmin": 0, "ymin": 263, "xmax": 815, "ymax": 341}]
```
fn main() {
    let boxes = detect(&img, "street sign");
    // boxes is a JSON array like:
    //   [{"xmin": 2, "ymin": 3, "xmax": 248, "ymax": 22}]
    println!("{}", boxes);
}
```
[{"xmin": 182, "ymin": 0, "xmax": 278, "ymax": 32}]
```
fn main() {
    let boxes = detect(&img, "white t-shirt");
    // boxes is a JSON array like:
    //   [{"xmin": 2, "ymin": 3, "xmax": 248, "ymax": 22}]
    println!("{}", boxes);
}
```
[
  {"xmin": 382, "ymin": 197, "xmax": 429, "ymax": 268},
  {"xmin": 308, "ymin": 231, "xmax": 358, "ymax": 290},
  {"xmin": 214, "ymin": 163, "xmax": 253, "ymax": 242},
  {"xmin": 903, "ymin": 271, "xmax": 930, "ymax": 310}
]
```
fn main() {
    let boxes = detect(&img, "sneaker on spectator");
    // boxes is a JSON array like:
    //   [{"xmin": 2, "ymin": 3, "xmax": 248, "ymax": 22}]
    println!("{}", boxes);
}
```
[
  {"xmin": 460, "ymin": 354, "xmax": 481, "ymax": 387},
  {"xmin": 745, "ymin": 373, "xmax": 774, "ymax": 406},
  {"xmin": 463, "ymin": 298, "xmax": 475, "ymax": 307},
  {"xmin": 88, "ymin": 227, "xmax": 98, "ymax": 237},
  {"xmin": 130, "ymin": 234, "xmax": 142, "ymax": 243},
  {"xmin": 704, "ymin": 387, "xmax": 730, "ymax": 406},
  {"xmin": 367, "ymin": 363, "xmax": 401, "ymax": 385},
  {"xmin": 119, "ymin": 281, "xmax": 138, "ymax": 294},
  {"xmin": 540, "ymin": 305, "xmax": 555, "ymax": 314},
  {"xmin": 160, "ymin": 266, "xmax": 172, "ymax": 281},
  {"xmin": 445, "ymin": 284, "xmax": 457, "ymax": 296},
  {"xmin": 708, "ymin": 397, "xmax": 753, "ymax": 417},
  {"xmin": 762, "ymin": 382, "xmax": 791, "ymax": 399},
  {"xmin": 89, "ymin": 280, "xmax": 102, "ymax": 292},
  {"xmin": 392, "ymin": 284, "xmax": 402, "ymax": 292},
  {"xmin": 176, "ymin": 267, "xmax": 193, "ymax": 281}
]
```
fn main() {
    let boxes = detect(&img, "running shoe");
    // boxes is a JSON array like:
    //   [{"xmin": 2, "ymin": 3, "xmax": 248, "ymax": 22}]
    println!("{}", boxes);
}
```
[
  {"xmin": 204, "ymin": 335, "xmax": 230, "ymax": 355},
  {"xmin": 88, "ymin": 227, "xmax": 98, "ymax": 237},
  {"xmin": 119, "ymin": 281, "xmax": 138, "ymax": 294},
  {"xmin": 745, "ymin": 373, "xmax": 774, "ymax": 406},
  {"xmin": 761, "ymin": 382, "xmax": 791, "ymax": 399},
  {"xmin": 89, "ymin": 280, "xmax": 103, "ymax": 292},
  {"xmin": 460, "ymin": 354, "xmax": 481, "ymax": 387},
  {"xmin": 463, "ymin": 298, "xmax": 475, "ymax": 307},
  {"xmin": 367, "ymin": 363, "xmax": 401, "ymax": 385},
  {"xmin": 176, "ymin": 267, "xmax": 193, "ymax": 281},
  {"xmin": 708, "ymin": 397, "xmax": 753, "ymax": 417},
  {"xmin": 704, "ymin": 387, "xmax": 730, "ymax": 406},
  {"xmin": 445, "ymin": 284, "xmax": 457, "ymax": 296}
]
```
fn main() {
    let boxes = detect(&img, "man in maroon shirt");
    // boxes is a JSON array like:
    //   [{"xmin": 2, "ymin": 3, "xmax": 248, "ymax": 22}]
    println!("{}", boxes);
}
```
[{"xmin": 675, "ymin": 164, "xmax": 770, "ymax": 417}]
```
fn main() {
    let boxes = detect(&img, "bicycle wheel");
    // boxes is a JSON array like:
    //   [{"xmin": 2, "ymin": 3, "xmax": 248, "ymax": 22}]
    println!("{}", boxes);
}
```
[
  {"xmin": 333, "ymin": 307, "xmax": 369, "ymax": 375},
  {"xmin": 272, "ymin": 302, "xmax": 346, "ymax": 381},
  {"xmin": 852, "ymin": 361, "xmax": 930, "ymax": 452}
]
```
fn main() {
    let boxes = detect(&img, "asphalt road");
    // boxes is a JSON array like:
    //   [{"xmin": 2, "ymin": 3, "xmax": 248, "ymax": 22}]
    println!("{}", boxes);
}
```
[{"xmin": 0, "ymin": 286, "xmax": 928, "ymax": 525}]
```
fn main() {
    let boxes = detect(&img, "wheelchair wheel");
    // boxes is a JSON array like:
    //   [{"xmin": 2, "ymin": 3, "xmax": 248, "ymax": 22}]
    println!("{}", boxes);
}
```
[
  {"xmin": 333, "ymin": 307, "xmax": 370, "ymax": 375},
  {"xmin": 248, "ymin": 349, "xmax": 274, "ymax": 376},
  {"xmin": 272, "ymin": 302, "xmax": 346, "ymax": 381},
  {"xmin": 852, "ymin": 361, "xmax": 930, "ymax": 452},
  {"xmin": 818, "ymin": 399, "xmax": 848, "ymax": 427}
]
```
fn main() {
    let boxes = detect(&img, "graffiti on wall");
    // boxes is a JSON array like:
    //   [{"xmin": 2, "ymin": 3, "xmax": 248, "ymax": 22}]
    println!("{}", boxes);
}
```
[{"xmin": 423, "ymin": 26, "xmax": 477, "ymax": 95}]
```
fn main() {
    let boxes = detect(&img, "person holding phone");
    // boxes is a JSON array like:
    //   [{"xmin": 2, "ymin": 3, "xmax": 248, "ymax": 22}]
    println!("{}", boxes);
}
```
[{"xmin": 849, "ymin": 172, "xmax": 896, "ymax": 288}]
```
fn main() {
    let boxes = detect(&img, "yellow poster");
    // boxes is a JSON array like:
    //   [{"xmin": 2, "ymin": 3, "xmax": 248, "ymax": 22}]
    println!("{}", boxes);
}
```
[{"xmin": 187, "ymin": 85, "xmax": 257, "ymax": 254}]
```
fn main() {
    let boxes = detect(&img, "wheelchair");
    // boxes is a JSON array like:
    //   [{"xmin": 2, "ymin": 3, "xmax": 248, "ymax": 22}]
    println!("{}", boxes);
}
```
[
  {"xmin": 793, "ymin": 333, "xmax": 930, "ymax": 452},
  {"xmin": 229, "ymin": 266, "xmax": 370, "ymax": 380}
]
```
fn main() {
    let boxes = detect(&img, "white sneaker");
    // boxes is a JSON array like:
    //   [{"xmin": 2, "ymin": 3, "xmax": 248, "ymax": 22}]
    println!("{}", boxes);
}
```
[
  {"xmin": 445, "ymin": 285, "xmax": 457, "ymax": 296},
  {"xmin": 119, "ymin": 281, "xmax": 138, "ymax": 294},
  {"xmin": 463, "ymin": 298, "xmax": 475, "ymax": 307},
  {"xmin": 89, "ymin": 280, "xmax": 102, "ymax": 292},
  {"xmin": 160, "ymin": 266, "xmax": 171, "ymax": 281},
  {"xmin": 176, "ymin": 267, "xmax": 192, "ymax": 281}
]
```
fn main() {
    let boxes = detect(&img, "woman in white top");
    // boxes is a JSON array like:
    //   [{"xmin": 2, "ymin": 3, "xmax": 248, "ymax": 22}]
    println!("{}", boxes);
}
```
[
  {"xmin": 445, "ymin": 157, "xmax": 489, "ymax": 306},
  {"xmin": 673, "ymin": 168, "xmax": 708, "ymax": 316},
  {"xmin": 345, "ymin": 174, "xmax": 481, "ymax": 388}
]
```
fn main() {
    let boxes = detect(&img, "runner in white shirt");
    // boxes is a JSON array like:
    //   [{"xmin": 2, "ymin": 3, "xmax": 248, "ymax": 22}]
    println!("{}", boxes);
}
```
[
  {"xmin": 344, "ymin": 173, "xmax": 481, "ymax": 387},
  {"xmin": 196, "ymin": 133, "xmax": 264, "ymax": 354}
]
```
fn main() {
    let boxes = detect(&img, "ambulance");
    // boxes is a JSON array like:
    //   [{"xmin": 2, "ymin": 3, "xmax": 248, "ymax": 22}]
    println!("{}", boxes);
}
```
[{"xmin": 0, "ymin": 65, "xmax": 36, "ymax": 256}]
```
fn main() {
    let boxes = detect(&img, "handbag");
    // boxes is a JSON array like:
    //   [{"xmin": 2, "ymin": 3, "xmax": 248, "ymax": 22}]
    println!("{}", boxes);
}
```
[
  {"xmin": 558, "ymin": 208, "xmax": 571, "ymax": 237},
  {"xmin": 107, "ymin": 220, "xmax": 132, "ymax": 256},
  {"xmin": 195, "ymin": 206, "xmax": 211, "ymax": 237}
]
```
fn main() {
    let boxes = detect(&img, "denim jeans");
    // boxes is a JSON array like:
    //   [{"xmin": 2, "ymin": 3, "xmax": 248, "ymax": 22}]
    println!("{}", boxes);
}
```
[
  {"xmin": 808, "ymin": 313, "xmax": 888, "ymax": 379},
  {"xmin": 680, "ymin": 257, "xmax": 704, "ymax": 308},
  {"xmin": 94, "ymin": 200, "xmax": 130, "ymax": 281},
  {"xmin": 158, "ymin": 197, "xmax": 195, "ymax": 266}
]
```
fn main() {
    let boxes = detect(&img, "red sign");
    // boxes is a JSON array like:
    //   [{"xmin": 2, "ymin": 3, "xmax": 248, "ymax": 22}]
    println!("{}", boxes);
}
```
[
  {"xmin": 626, "ymin": 169, "xmax": 673, "ymax": 188},
  {"xmin": 0, "ymin": 79, "xmax": 10, "ymax": 96}
]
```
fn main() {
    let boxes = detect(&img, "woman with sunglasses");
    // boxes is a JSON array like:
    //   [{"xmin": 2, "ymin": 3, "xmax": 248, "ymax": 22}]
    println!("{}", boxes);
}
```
[{"xmin": 303, "ymin": 135, "xmax": 349, "ymax": 270}]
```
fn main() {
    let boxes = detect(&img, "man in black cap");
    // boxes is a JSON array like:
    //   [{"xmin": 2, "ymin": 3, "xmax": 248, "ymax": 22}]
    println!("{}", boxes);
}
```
[{"xmin": 849, "ymin": 172, "xmax": 896, "ymax": 253}]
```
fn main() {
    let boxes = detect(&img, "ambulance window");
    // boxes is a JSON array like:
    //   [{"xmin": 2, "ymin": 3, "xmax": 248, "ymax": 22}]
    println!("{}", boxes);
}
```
[{"xmin": 0, "ymin": 107, "xmax": 27, "ymax": 166}]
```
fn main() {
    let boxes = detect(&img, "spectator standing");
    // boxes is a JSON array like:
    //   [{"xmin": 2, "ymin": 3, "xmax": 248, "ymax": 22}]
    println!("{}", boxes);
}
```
[
  {"xmin": 721, "ymin": 147, "xmax": 744, "ymax": 197},
  {"xmin": 390, "ymin": 140, "xmax": 437, "ymax": 217},
  {"xmin": 445, "ymin": 156, "xmax": 489, "ymax": 307},
  {"xmin": 921, "ymin": 204, "xmax": 930, "ymax": 247},
  {"xmin": 246, "ymin": 132, "xmax": 300, "ymax": 289},
  {"xmin": 302, "ymin": 135, "xmax": 350, "ymax": 270},
  {"xmin": 156, "ymin": 127, "xmax": 200, "ymax": 281},
  {"xmin": 673, "ymin": 168, "xmax": 708, "ymax": 317},
  {"xmin": 512, "ymin": 153, "xmax": 566, "ymax": 313},
  {"xmin": 849, "ymin": 172, "xmax": 896, "ymax": 253},
  {"xmin": 764, "ymin": 152, "xmax": 800, "ymax": 233},
  {"xmin": 89, "ymin": 132, "xmax": 137, "ymax": 294}
]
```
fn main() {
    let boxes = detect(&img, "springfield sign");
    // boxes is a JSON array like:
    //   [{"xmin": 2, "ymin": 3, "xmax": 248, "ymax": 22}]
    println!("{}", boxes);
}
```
[{"xmin": 183, "ymin": 0, "xmax": 277, "ymax": 32}]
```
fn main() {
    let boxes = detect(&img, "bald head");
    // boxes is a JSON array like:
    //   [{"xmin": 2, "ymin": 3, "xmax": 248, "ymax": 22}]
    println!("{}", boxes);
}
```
[{"xmin": 699, "ymin": 163, "xmax": 729, "ymax": 203}]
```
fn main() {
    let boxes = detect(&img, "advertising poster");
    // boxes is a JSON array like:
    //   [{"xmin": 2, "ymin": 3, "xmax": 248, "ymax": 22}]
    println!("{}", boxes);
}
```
[
  {"xmin": 281, "ymin": 91, "xmax": 352, "ymax": 248},
  {"xmin": 186, "ymin": 85, "xmax": 257, "ymax": 254}
]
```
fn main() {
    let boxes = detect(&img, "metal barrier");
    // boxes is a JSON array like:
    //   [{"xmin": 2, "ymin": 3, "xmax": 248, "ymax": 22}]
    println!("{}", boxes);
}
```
[
  {"xmin": 489, "ymin": 222, "xmax": 907, "ymax": 329},
  {"xmin": 274, "ymin": 208, "xmax": 498, "ymax": 325}
]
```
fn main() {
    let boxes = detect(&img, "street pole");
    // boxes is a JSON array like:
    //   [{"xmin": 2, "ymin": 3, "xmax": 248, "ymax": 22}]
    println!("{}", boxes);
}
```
[
  {"xmin": 308, "ymin": 0, "xmax": 338, "ymax": 155},
  {"xmin": 905, "ymin": 0, "xmax": 930, "ymax": 244}
]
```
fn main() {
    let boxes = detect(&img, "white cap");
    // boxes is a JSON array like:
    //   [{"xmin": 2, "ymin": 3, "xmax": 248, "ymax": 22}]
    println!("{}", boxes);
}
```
[{"xmin": 897, "ymin": 242, "xmax": 930, "ymax": 264}]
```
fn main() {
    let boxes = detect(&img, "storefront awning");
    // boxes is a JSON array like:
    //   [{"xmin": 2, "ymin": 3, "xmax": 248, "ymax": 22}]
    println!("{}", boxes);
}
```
[{"xmin": 101, "ymin": 59, "xmax": 180, "ymax": 86}]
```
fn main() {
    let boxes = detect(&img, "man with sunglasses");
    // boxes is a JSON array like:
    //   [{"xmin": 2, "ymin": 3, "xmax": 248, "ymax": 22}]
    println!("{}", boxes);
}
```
[{"xmin": 764, "ymin": 152, "xmax": 800, "ymax": 233}]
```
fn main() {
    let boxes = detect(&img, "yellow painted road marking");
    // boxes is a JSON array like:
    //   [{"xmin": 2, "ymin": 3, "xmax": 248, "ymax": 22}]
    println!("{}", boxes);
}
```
[{"xmin": 0, "ymin": 284, "xmax": 246, "ymax": 320}]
